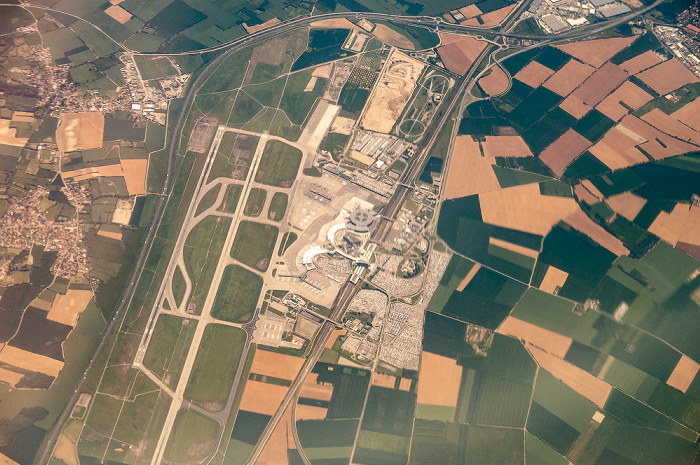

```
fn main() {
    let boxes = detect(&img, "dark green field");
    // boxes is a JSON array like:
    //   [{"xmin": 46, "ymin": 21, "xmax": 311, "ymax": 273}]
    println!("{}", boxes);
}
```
[
  {"xmin": 243, "ymin": 188, "xmax": 267, "ymax": 217},
  {"xmin": 268, "ymin": 192, "xmax": 288, "ymax": 221}
]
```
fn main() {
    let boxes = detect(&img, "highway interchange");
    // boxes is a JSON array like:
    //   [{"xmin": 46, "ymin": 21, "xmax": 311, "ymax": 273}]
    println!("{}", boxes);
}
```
[{"xmin": 34, "ymin": 0, "xmax": 667, "ymax": 463}]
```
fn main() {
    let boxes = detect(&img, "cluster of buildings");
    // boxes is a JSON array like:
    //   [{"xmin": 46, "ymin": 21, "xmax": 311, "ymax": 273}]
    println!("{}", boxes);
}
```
[
  {"xmin": 655, "ymin": 26, "xmax": 700, "ymax": 78},
  {"xmin": 349, "ymin": 130, "xmax": 415, "ymax": 171},
  {"xmin": 121, "ymin": 55, "xmax": 188, "ymax": 125},
  {"xmin": 527, "ymin": 0, "xmax": 632, "ymax": 33},
  {"xmin": 0, "ymin": 186, "xmax": 89, "ymax": 278}
]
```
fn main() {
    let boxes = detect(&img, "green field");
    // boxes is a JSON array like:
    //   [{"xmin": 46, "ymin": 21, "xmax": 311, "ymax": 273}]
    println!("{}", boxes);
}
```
[
  {"xmin": 279, "ymin": 68, "xmax": 327, "ymax": 125},
  {"xmin": 163, "ymin": 408, "xmax": 219, "ymax": 462},
  {"xmin": 184, "ymin": 324, "xmax": 246, "ymax": 410},
  {"xmin": 465, "ymin": 425, "xmax": 524, "ymax": 465},
  {"xmin": 255, "ymin": 140, "xmax": 302, "ymax": 187},
  {"xmin": 195, "ymin": 184, "xmax": 221, "ymax": 216},
  {"xmin": 267, "ymin": 192, "xmax": 288, "ymax": 221},
  {"xmin": 277, "ymin": 231, "xmax": 298, "ymax": 256},
  {"xmin": 143, "ymin": 315, "xmax": 196, "ymax": 389},
  {"xmin": 243, "ymin": 188, "xmax": 267, "ymax": 217},
  {"xmin": 219, "ymin": 184, "xmax": 243, "ymax": 213},
  {"xmin": 212, "ymin": 265, "xmax": 263, "ymax": 323},
  {"xmin": 172, "ymin": 265, "xmax": 186, "ymax": 308},
  {"xmin": 231, "ymin": 221, "xmax": 279, "ymax": 271},
  {"xmin": 322, "ymin": 132, "xmax": 350, "ymax": 160}
]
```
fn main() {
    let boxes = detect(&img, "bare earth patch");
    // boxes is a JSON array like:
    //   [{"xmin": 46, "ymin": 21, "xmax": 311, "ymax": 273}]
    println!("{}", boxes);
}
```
[
  {"xmin": 539, "ymin": 129, "xmax": 593, "ymax": 177},
  {"xmin": 457, "ymin": 5, "xmax": 482, "ymax": 19},
  {"xmin": 417, "ymin": 352, "xmax": 462, "ymax": 407},
  {"xmin": 62, "ymin": 161, "xmax": 123, "ymax": 182},
  {"xmin": 309, "ymin": 18, "xmax": 360, "ymax": 30},
  {"xmin": 56, "ymin": 112, "xmax": 104, "ymax": 153},
  {"xmin": 543, "ymin": 59, "xmax": 595, "ymax": 97},
  {"xmin": 539, "ymin": 266, "xmax": 569, "ymax": 294},
  {"xmin": 606, "ymin": 192, "xmax": 646, "ymax": 221},
  {"xmin": 478, "ymin": 183, "xmax": 579, "ymax": 235},
  {"xmin": 47, "ymin": 289, "xmax": 93, "ymax": 326},
  {"xmin": 554, "ymin": 36, "xmax": 636, "ymax": 68},
  {"xmin": 528, "ymin": 345, "xmax": 612, "ymax": 409},
  {"xmin": 595, "ymin": 81, "xmax": 653, "ymax": 122},
  {"xmin": 636, "ymin": 58, "xmax": 699, "ymax": 95},
  {"xmin": 666, "ymin": 355, "xmax": 700, "ymax": 394},
  {"xmin": 244, "ymin": 18, "xmax": 281, "ymax": 34},
  {"xmin": 497, "ymin": 316, "xmax": 572, "ymax": 358},
  {"xmin": 443, "ymin": 136, "xmax": 500, "ymax": 199},
  {"xmin": 678, "ymin": 205, "xmax": 700, "ymax": 248},
  {"xmin": 564, "ymin": 209, "xmax": 629, "ymax": 256},
  {"xmin": 478, "ymin": 65, "xmax": 509, "ymax": 96},
  {"xmin": 574, "ymin": 184, "xmax": 599, "ymax": 205},
  {"xmin": 258, "ymin": 405, "xmax": 293, "ymax": 464},
  {"xmin": 361, "ymin": 51, "xmax": 424, "ymax": 133},
  {"xmin": 300, "ymin": 372, "xmax": 334, "ymax": 402},
  {"xmin": 481, "ymin": 135, "xmax": 532, "ymax": 157},
  {"xmin": 372, "ymin": 373, "xmax": 397, "ymax": 388},
  {"xmin": 296, "ymin": 404, "xmax": 328, "ymax": 420},
  {"xmin": 514, "ymin": 61, "xmax": 555, "ymax": 88},
  {"xmin": 475, "ymin": 4, "xmax": 516, "ymax": 26},
  {"xmin": 620, "ymin": 50, "xmax": 662, "ymax": 75}
]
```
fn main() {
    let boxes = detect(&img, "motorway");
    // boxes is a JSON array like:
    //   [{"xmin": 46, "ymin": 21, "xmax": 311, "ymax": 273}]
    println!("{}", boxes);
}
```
[{"xmin": 34, "ymin": 0, "xmax": 666, "ymax": 462}]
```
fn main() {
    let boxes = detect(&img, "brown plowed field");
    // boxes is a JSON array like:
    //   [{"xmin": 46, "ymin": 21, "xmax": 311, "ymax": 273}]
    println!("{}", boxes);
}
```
[
  {"xmin": 257, "ymin": 405, "xmax": 292, "ymax": 464},
  {"xmin": 444, "ymin": 136, "xmax": 500, "ymax": 199},
  {"xmin": 299, "ymin": 372, "xmax": 333, "ymax": 402},
  {"xmin": 47, "ymin": 290, "xmax": 93, "ymax": 326},
  {"xmin": 296, "ymin": 404, "xmax": 327, "ymax": 420},
  {"xmin": 457, "ymin": 263, "xmax": 481, "ymax": 291},
  {"xmin": 0, "ymin": 120, "xmax": 29, "ymax": 147},
  {"xmin": 481, "ymin": 135, "xmax": 532, "ymax": 157},
  {"xmin": 478, "ymin": 66, "xmax": 509, "ymax": 96},
  {"xmin": 648, "ymin": 203, "xmax": 690, "ymax": 245},
  {"xmin": 417, "ymin": 352, "xmax": 462, "ymax": 407},
  {"xmin": 121, "ymin": 158, "xmax": 148, "ymax": 196},
  {"xmin": 641, "ymin": 108, "xmax": 700, "ymax": 146},
  {"xmin": 539, "ymin": 129, "xmax": 592, "ymax": 177},
  {"xmin": 239, "ymin": 381, "xmax": 288, "ymax": 415},
  {"xmin": 543, "ymin": 59, "xmax": 595, "ymax": 96},
  {"xmin": 479, "ymin": 183, "xmax": 579, "ymax": 235},
  {"xmin": 672, "ymin": 98, "xmax": 700, "ymax": 131},
  {"xmin": 666, "ymin": 355, "xmax": 700, "ymax": 394},
  {"xmin": 679, "ymin": 205, "xmax": 700, "ymax": 248},
  {"xmin": 458, "ymin": 5, "xmax": 482, "ymax": 18},
  {"xmin": 56, "ymin": 112, "xmax": 104, "ymax": 153},
  {"xmin": 489, "ymin": 237, "xmax": 539, "ymax": 258},
  {"xmin": 250, "ymin": 350, "xmax": 305, "ymax": 381},
  {"xmin": 437, "ymin": 36, "xmax": 486, "ymax": 75},
  {"xmin": 564, "ymin": 209, "xmax": 629, "ymax": 256},
  {"xmin": 528, "ymin": 346, "xmax": 612, "ymax": 409},
  {"xmin": 572, "ymin": 62, "xmax": 629, "ymax": 107},
  {"xmin": 470, "ymin": 4, "xmax": 515, "ymax": 27},
  {"xmin": 105, "ymin": 5, "xmax": 131, "ymax": 23},
  {"xmin": 0, "ymin": 366, "xmax": 22, "ymax": 387},
  {"xmin": 514, "ymin": 61, "xmax": 555, "ymax": 88},
  {"xmin": 636, "ymin": 58, "xmax": 699, "ymax": 95},
  {"xmin": 574, "ymin": 184, "xmax": 598, "ymax": 205},
  {"xmin": 560, "ymin": 95, "xmax": 592, "ymax": 119},
  {"xmin": 620, "ymin": 50, "xmax": 662, "ymax": 74},
  {"xmin": 372, "ymin": 24, "xmax": 414, "ymax": 49},
  {"xmin": 0, "ymin": 345, "xmax": 63, "ymax": 378},
  {"xmin": 539, "ymin": 266, "xmax": 569, "ymax": 294},
  {"xmin": 605, "ymin": 192, "xmax": 646, "ymax": 221},
  {"xmin": 497, "ymin": 317, "xmax": 572, "ymax": 358},
  {"xmin": 589, "ymin": 127, "xmax": 647, "ymax": 170},
  {"xmin": 620, "ymin": 114, "xmax": 699, "ymax": 160},
  {"xmin": 554, "ymin": 36, "xmax": 636, "ymax": 68},
  {"xmin": 595, "ymin": 81, "xmax": 653, "ymax": 122}
]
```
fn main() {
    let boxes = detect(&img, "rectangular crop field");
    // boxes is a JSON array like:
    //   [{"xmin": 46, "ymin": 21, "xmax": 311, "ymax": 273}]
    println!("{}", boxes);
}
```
[
  {"xmin": 254, "ymin": 140, "xmax": 302, "ymax": 187},
  {"xmin": 230, "ymin": 221, "xmax": 278, "ymax": 271}
]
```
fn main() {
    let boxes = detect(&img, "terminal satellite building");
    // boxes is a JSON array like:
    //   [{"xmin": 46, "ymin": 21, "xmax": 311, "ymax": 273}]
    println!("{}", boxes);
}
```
[{"xmin": 346, "ymin": 208, "xmax": 374, "ymax": 234}]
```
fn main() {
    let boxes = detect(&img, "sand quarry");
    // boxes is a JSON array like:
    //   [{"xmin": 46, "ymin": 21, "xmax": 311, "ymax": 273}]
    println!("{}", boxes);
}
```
[
  {"xmin": 56, "ymin": 112, "xmax": 104, "ymax": 153},
  {"xmin": 361, "ymin": 51, "xmax": 425, "ymax": 134}
]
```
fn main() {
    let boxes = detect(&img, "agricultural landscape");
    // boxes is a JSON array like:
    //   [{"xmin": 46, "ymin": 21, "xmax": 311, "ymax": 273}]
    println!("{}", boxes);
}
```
[{"xmin": 1, "ymin": 0, "xmax": 700, "ymax": 464}]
